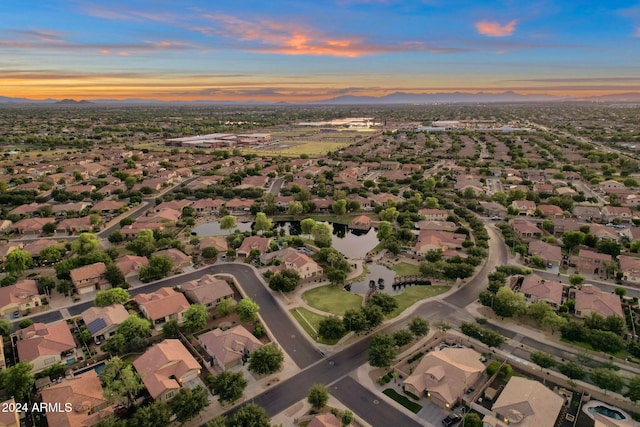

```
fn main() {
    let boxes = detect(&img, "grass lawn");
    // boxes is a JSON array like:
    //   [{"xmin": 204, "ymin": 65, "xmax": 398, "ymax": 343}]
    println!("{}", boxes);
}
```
[
  {"xmin": 389, "ymin": 286, "xmax": 450, "ymax": 318},
  {"xmin": 391, "ymin": 262, "xmax": 422, "ymax": 277},
  {"xmin": 560, "ymin": 338, "xmax": 627, "ymax": 360},
  {"xmin": 302, "ymin": 285, "xmax": 363, "ymax": 316},
  {"xmin": 382, "ymin": 389, "xmax": 422, "ymax": 413},
  {"xmin": 290, "ymin": 307, "xmax": 342, "ymax": 345}
]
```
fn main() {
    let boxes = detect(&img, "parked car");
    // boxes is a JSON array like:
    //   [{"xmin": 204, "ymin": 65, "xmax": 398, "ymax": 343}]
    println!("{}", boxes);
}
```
[
  {"xmin": 442, "ymin": 414, "xmax": 462, "ymax": 427},
  {"xmin": 12, "ymin": 311, "xmax": 20, "ymax": 319}
]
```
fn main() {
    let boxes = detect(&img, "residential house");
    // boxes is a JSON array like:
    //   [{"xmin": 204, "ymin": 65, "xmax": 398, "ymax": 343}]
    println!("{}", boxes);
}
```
[
  {"xmin": 602, "ymin": 206, "xmax": 633, "ymax": 222},
  {"xmin": 238, "ymin": 175, "xmax": 269, "ymax": 189},
  {"xmin": 133, "ymin": 339, "xmax": 201, "ymax": 401},
  {"xmin": 573, "ymin": 249, "xmax": 612, "ymax": 275},
  {"xmin": 511, "ymin": 219, "xmax": 542, "ymax": 239},
  {"xmin": 527, "ymin": 240, "xmax": 562, "ymax": 267},
  {"xmin": 70, "ymin": 262, "xmax": 108, "ymax": 295},
  {"xmin": 154, "ymin": 248, "xmax": 191, "ymax": 272},
  {"xmin": 138, "ymin": 208, "xmax": 181, "ymax": 224},
  {"xmin": 225, "ymin": 198, "xmax": 253, "ymax": 213},
  {"xmin": 261, "ymin": 248, "xmax": 323, "ymax": 280},
  {"xmin": 198, "ymin": 236, "xmax": 228, "ymax": 253},
  {"xmin": 402, "ymin": 347, "xmax": 485, "ymax": 408},
  {"xmin": 0, "ymin": 241, "xmax": 23, "ymax": 259},
  {"xmin": 115, "ymin": 255, "xmax": 149, "ymax": 280},
  {"xmin": 81, "ymin": 304, "xmax": 129, "ymax": 342},
  {"xmin": 348, "ymin": 215, "xmax": 372, "ymax": 231},
  {"xmin": 537, "ymin": 204, "xmax": 564, "ymax": 218},
  {"xmin": 40, "ymin": 370, "xmax": 113, "ymax": 427},
  {"xmin": 57, "ymin": 217, "xmax": 92, "ymax": 234},
  {"xmin": 91, "ymin": 200, "xmax": 125, "ymax": 213},
  {"xmin": 23, "ymin": 239, "xmax": 64, "ymax": 261},
  {"xmin": 479, "ymin": 202, "xmax": 507, "ymax": 218},
  {"xmin": 180, "ymin": 274, "xmax": 234, "ymax": 308},
  {"xmin": 237, "ymin": 236, "xmax": 272, "ymax": 258},
  {"xmin": 519, "ymin": 274, "xmax": 564, "ymax": 308},
  {"xmin": 16, "ymin": 322, "xmax": 77, "ymax": 373},
  {"xmin": 484, "ymin": 377, "xmax": 563, "ymax": 427},
  {"xmin": 419, "ymin": 209, "xmax": 449, "ymax": 221},
  {"xmin": 415, "ymin": 220, "xmax": 458, "ymax": 232},
  {"xmin": 13, "ymin": 217, "xmax": 55, "ymax": 234},
  {"xmin": 620, "ymin": 255, "xmax": 640, "ymax": 284},
  {"xmin": 589, "ymin": 224, "xmax": 620, "ymax": 242},
  {"xmin": 134, "ymin": 287, "xmax": 190, "ymax": 327},
  {"xmin": 51, "ymin": 202, "xmax": 90, "ymax": 216},
  {"xmin": 572, "ymin": 285, "xmax": 623, "ymax": 318},
  {"xmin": 154, "ymin": 200, "xmax": 192, "ymax": 214},
  {"xmin": 308, "ymin": 413, "xmax": 342, "ymax": 427},
  {"xmin": 0, "ymin": 279, "xmax": 42, "ymax": 316},
  {"xmin": 414, "ymin": 231, "xmax": 467, "ymax": 256},
  {"xmin": 599, "ymin": 180, "xmax": 624, "ymax": 192},
  {"xmin": 511, "ymin": 200, "xmax": 537, "ymax": 216},
  {"xmin": 551, "ymin": 218, "xmax": 582, "ymax": 236},
  {"xmin": 198, "ymin": 325, "xmax": 263, "ymax": 371},
  {"xmin": 573, "ymin": 205, "xmax": 603, "ymax": 222},
  {"xmin": 121, "ymin": 222, "xmax": 165, "ymax": 239},
  {"xmin": 191, "ymin": 198, "xmax": 223, "ymax": 215}
]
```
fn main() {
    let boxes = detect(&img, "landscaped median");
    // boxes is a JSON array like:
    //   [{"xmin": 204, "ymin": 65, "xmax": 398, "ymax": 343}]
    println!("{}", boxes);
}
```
[{"xmin": 382, "ymin": 388, "xmax": 422, "ymax": 413}]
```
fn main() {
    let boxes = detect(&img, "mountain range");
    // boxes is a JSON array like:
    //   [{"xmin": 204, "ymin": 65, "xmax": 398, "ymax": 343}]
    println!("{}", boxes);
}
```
[{"xmin": 1, "ymin": 91, "xmax": 639, "ymax": 105}]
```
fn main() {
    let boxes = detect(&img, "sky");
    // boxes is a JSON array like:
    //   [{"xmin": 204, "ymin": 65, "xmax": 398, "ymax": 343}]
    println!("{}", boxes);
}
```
[{"xmin": 2, "ymin": 0, "xmax": 640, "ymax": 101}]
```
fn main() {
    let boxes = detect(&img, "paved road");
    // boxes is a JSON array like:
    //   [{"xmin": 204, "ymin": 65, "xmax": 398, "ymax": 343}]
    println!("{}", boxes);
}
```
[
  {"xmin": 269, "ymin": 177, "xmax": 285, "ymax": 195},
  {"xmin": 534, "ymin": 269, "xmax": 640, "ymax": 299}
]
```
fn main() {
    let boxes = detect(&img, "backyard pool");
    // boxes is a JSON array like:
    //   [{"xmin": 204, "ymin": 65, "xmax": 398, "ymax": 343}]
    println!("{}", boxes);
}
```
[
  {"xmin": 74, "ymin": 361, "xmax": 107, "ymax": 376},
  {"xmin": 583, "ymin": 400, "xmax": 629, "ymax": 421}
]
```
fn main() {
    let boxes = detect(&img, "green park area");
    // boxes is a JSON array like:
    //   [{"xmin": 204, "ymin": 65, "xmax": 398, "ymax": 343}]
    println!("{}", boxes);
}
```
[
  {"xmin": 389, "ymin": 286, "xmax": 450, "ymax": 318},
  {"xmin": 290, "ymin": 307, "xmax": 342, "ymax": 345},
  {"xmin": 391, "ymin": 262, "xmax": 422, "ymax": 276},
  {"xmin": 302, "ymin": 285, "xmax": 363, "ymax": 316}
]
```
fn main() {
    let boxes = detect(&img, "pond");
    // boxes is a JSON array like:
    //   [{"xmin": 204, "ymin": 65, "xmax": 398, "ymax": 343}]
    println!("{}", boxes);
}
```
[
  {"xmin": 347, "ymin": 262, "xmax": 398, "ymax": 295},
  {"xmin": 275, "ymin": 221, "xmax": 379, "ymax": 259},
  {"xmin": 191, "ymin": 221, "xmax": 253, "ymax": 236}
]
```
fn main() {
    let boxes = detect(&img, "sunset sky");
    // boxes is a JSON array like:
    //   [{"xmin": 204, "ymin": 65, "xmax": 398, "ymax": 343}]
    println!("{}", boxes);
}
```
[{"xmin": 2, "ymin": 0, "xmax": 640, "ymax": 101}]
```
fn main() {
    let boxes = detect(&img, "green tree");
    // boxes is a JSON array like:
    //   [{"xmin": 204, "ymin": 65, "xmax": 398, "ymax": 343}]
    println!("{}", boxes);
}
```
[
  {"xmin": 492, "ymin": 286, "xmax": 527, "ymax": 317},
  {"xmin": 126, "ymin": 229, "xmax": 156, "ymax": 257},
  {"xmin": 220, "ymin": 215, "xmax": 237, "ymax": 231},
  {"xmin": 559, "ymin": 362, "xmax": 586, "ymax": 380},
  {"xmin": 139, "ymin": 254, "xmax": 173, "ymax": 282},
  {"xmin": 39, "ymin": 245, "xmax": 65, "ymax": 263},
  {"xmin": 236, "ymin": 297, "xmax": 260, "ymax": 322},
  {"xmin": 78, "ymin": 326, "xmax": 92, "ymax": 345},
  {"xmin": 216, "ymin": 298, "xmax": 235, "ymax": 317},
  {"xmin": 332, "ymin": 199, "xmax": 347, "ymax": 215},
  {"xmin": 625, "ymin": 376, "xmax": 640, "ymax": 403},
  {"xmin": 596, "ymin": 240, "xmax": 621, "ymax": 258},
  {"xmin": 530, "ymin": 351, "xmax": 556, "ymax": 369},
  {"xmin": 300, "ymin": 218, "xmax": 317, "ymax": 235},
  {"xmin": 408, "ymin": 317, "xmax": 430, "ymax": 337},
  {"xmin": 101, "ymin": 357, "xmax": 144, "ymax": 406},
  {"xmin": 183, "ymin": 304, "xmax": 209, "ymax": 332},
  {"xmin": 4, "ymin": 249, "xmax": 32, "ymax": 275},
  {"xmin": 95, "ymin": 288, "xmax": 130, "ymax": 307},
  {"xmin": 71, "ymin": 232, "xmax": 100, "ymax": 255},
  {"xmin": 341, "ymin": 410, "xmax": 355, "ymax": 426},
  {"xmin": 18, "ymin": 318, "xmax": 34, "ymax": 329},
  {"xmin": 288, "ymin": 201, "xmax": 304, "ymax": 216},
  {"xmin": 318, "ymin": 316, "xmax": 346, "ymax": 340},
  {"xmin": 368, "ymin": 333, "xmax": 397, "ymax": 367},
  {"xmin": 542, "ymin": 311, "xmax": 568, "ymax": 334},
  {"xmin": 590, "ymin": 368, "xmax": 624, "ymax": 394},
  {"xmin": 201, "ymin": 247, "xmax": 218, "ymax": 259},
  {"xmin": 343, "ymin": 309, "xmax": 369, "ymax": 333},
  {"xmin": 562, "ymin": 231, "xmax": 585, "ymax": 252},
  {"xmin": 268, "ymin": 269, "xmax": 301, "ymax": 292},
  {"xmin": 248, "ymin": 344, "xmax": 284, "ymax": 375},
  {"xmin": 168, "ymin": 385, "xmax": 210, "ymax": 423},
  {"xmin": 312, "ymin": 222, "xmax": 333, "ymax": 248},
  {"xmin": 227, "ymin": 403, "xmax": 270, "ymax": 427},
  {"xmin": 307, "ymin": 384, "xmax": 329, "ymax": 411},
  {"xmin": 0, "ymin": 362, "xmax": 35, "ymax": 402},
  {"xmin": 527, "ymin": 300, "xmax": 553, "ymax": 324},
  {"xmin": 368, "ymin": 293, "xmax": 398, "ymax": 315},
  {"xmin": 210, "ymin": 370, "xmax": 247, "ymax": 404},
  {"xmin": 162, "ymin": 319, "xmax": 180, "ymax": 338},
  {"xmin": 0, "ymin": 319, "xmax": 11, "ymax": 336},
  {"xmin": 393, "ymin": 329, "xmax": 414, "ymax": 347},
  {"xmin": 376, "ymin": 221, "xmax": 393, "ymax": 240},
  {"xmin": 131, "ymin": 401, "xmax": 172, "ymax": 427},
  {"xmin": 254, "ymin": 212, "xmax": 272, "ymax": 234},
  {"xmin": 379, "ymin": 207, "xmax": 399, "ymax": 222},
  {"xmin": 105, "ymin": 263, "xmax": 126, "ymax": 288},
  {"xmin": 569, "ymin": 274, "xmax": 585, "ymax": 286},
  {"xmin": 108, "ymin": 231, "xmax": 125, "ymax": 244},
  {"xmin": 117, "ymin": 314, "xmax": 152, "ymax": 342},
  {"xmin": 462, "ymin": 413, "xmax": 483, "ymax": 427}
]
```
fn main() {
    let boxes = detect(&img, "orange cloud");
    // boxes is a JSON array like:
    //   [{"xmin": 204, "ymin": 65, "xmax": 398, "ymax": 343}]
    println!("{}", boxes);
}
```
[{"xmin": 475, "ymin": 19, "xmax": 518, "ymax": 37}]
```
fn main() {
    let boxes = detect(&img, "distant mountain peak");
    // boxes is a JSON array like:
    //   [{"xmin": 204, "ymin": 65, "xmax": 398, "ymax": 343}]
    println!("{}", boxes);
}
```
[
  {"xmin": 54, "ymin": 99, "xmax": 93, "ymax": 105},
  {"xmin": 313, "ymin": 91, "xmax": 563, "ymax": 104}
]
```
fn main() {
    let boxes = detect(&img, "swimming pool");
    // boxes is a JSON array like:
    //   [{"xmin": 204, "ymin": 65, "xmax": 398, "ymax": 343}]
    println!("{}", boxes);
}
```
[
  {"xmin": 582, "ymin": 400, "xmax": 630, "ymax": 421},
  {"xmin": 74, "ymin": 361, "xmax": 106, "ymax": 376}
]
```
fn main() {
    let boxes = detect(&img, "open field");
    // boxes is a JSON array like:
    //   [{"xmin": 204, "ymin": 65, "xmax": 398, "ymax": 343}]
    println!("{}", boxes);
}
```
[
  {"xmin": 302, "ymin": 285, "xmax": 363, "ymax": 315},
  {"xmin": 240, "ymin": 141, "xmax": 351, "ymax": 157},
  {"xmin": 389, "ymin": 286, "xmax": 450, "ymax": 318},
  {"xmin": 290, "ymin": 307, "xmax": 342, "ymax": 345},
  {"xmin": 391, "ymin": 262, "xmax": 422, "ymax": 277}
]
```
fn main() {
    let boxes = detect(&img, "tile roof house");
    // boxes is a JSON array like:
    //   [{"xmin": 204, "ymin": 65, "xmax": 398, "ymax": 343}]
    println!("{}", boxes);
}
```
[
  {"xmin": 237, "ymin": 236, "xmax": 272, "ymax": 258},
  {"xmin": 261, "ymin": 248, "xmax": 324, "ymax": 280},
  {"xmin": 0, "ymin": 399, "xmax": 19, "ymax": 427},
  {"xmin": 419, "ymin": 209, "xmax": 449, "ymax": 221},
  {"xmin": 414, "ymin": 230, "xmax": 467, "ymax": 255},
  {"xmin": 537, "ymin": 204, "xmax": 564, "ymax": 218},
  {"xmin": 13, "ymin": 217, "xmax": 55, "ymax": 234},
  {"xmin": 0, "ymin": 279, "xmax": 42, "ymax": 316},
  {"xmin": 348, "ymin": 215, "xmax": 372, "ymax": 231},
  {"xmin": 133, "ymin": 339, "xmax": 201, "ymax": 402},
  {"xmin": 23, "ymin": 239, "xmax": 64, "ymax": 259},
  {"xmin": 198, "ymin": 236, "xmax": 228, "ymax": 253},
  {"xmin": 16, "ymin": 322, "xmax": 77, "ymax": 373},
  {"xmin": 115, "ymin": 255, "xmax": 149, "ymax": 279},
  {"xmin": 519, "ymin": 274, "xmax": 564, "ymax": 308},
  {"xmin": 620, "ymin": 255, "xmax": 640, "ymax": 285},
  {"xmin": 180, "ymin": 274, "xmax": 234, "ymax": 308},
  {"xmin": 572, "ymin": 284, "xmax": 623, "ymax": 318},
  {"xmin": 154, "ymin": 248, "xmax": 191, "ymax": 271},
  {"xmin": 484, "ymin": 377, "xmax": 563, "ymax": 427},
  {"xmin": 308, "ymin": 413, "xmax": 342, "ymax": 427},
  {"xmin": 134, "ymin": 287, "xmax": 190, "ymax": 327},
  {"xmin": 573, "ymin": 249, "xmax": 612, "ymax": 275},
  {"xmin": 191, "ymin": 198, "xmax": 224, "ymax": 215},
  {"xmin": 511, "ymin": 219, "xmax": 542, "ymax": 239},
  {"xmin": 511, "ymin": 200, "xmax": 537, "ymax": 216},
  {"xmin": 402, "ymin": 347, "xmax": 485, "ymax": 408},
  {"xmin": 527, "ymin": 240, "xmax": 562, "ymax": 267},
  {"xmin": 602, "ymin": 206, "xmax": 633, "ymax": 222},
  {"xmin": 81, "ymin": 304, "xmax": 129, "ymax": 341},
  {"xmin": 198, "ymin": 325, "xmax": 263, "ymax": 371},
  {"xmin": 40, "ymin": 370, "xmax": 113, "ymax": 427},
  {"xmin": 70, "ymin": 262, "xmax": 108, "ymax": 295}
]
